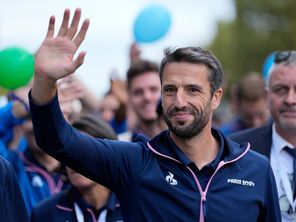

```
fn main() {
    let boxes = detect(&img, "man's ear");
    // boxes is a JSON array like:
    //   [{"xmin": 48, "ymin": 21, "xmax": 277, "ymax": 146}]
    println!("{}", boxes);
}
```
[{"xmin": 212, "ymin": 88, "xmax": 223, "ymax": 110}]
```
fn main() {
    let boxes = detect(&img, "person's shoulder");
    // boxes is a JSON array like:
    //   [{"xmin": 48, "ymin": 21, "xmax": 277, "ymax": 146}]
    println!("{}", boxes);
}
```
[
  {"xmin": 226, "ymin": 136, "xmax": 268, "ymax": 164},
  {"xmin": 0, "ymin": 156, "xmax": 15, "ymax": 187},
  {"xmin": 31, "ymin": 190, "xmax": 69, "ymax": 221},
  {"xmin": 228, "ymin": 123, "xmax": 273, "ymax": 157},
  {"xmin": 33, "ymin": 189, "xmax": 68, "ymax": 212},
  {"xmin": 229, "ymin": 122, "xmax": 272, "ymax": 141},
  {"xmin": 241, "ymin": 147, "xmax": 270, "ymax": 172},
  {"xmin": 0, "ymin": 155, "xmax": 13, "ymax": 177},
  {"xmin": 0, "ymin": 155, "xmax": 10, "ymax": 168},
  {"xmin": 246, "ymin": 148, "xmax": 269, "ymax": 162},
  {"xmin": 219, "ymin": 117, "xmax": 244, "ymax": 135},
  {"xmin": 0, "ymin": 155, "xmax": 29, "ymax": 221}
]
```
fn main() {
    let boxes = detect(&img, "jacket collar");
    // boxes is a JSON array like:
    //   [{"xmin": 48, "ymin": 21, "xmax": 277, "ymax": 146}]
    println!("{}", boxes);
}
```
[
  {"xmin": 56, "ymin": 186, "xmax": 118, "ymax": 213},
  {"xmin": 148, "ymin": 128, "xmax": 249, "ymax": 166},
  {"xmin": 255, "ymin": 121, "xmax": 273, "ymax": 158}
]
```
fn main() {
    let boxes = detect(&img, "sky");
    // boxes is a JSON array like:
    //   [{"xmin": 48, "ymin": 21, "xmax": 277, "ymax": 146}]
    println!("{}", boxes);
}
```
[{"xmin": 0, "ymin": 0, "xmax": 235, "ymax": 97}]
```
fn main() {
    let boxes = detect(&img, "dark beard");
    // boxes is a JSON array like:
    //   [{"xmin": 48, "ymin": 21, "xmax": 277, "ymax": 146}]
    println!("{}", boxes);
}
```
[{"xmin": 163, "ymin": 103, "xmax": 210, "ymax": 139}]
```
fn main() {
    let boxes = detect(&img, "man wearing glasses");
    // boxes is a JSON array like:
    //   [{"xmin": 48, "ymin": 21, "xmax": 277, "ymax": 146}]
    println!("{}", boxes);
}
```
[{"xmin": 230, "ymin": 51, "xmax": 296, "ymax": 221}]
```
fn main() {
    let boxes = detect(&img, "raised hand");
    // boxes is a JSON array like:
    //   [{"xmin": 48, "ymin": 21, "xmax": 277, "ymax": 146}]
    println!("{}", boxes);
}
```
[
  {"xmin": 32, "ymin": 8, "xmax": 90, "ymax": 104},
  {"xmin": 35, "ymin": 8, "xmax": 89, "ymax": 81}
]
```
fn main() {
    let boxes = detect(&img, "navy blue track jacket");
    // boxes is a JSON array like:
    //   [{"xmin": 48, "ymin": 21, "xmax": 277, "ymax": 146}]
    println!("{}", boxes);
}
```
[{"xmin": 29, "ymin": 94, "xmax": 281, "ymax": 222}]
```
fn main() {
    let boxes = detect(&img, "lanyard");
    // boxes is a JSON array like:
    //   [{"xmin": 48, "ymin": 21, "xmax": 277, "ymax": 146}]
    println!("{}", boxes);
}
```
[
  {"xmin": 74, "ymin": 202, "xmax": 107, "ymax": 222},
  {"xmin": 275, "ymin": 154, "xmax": 296, "ymax": 211}
]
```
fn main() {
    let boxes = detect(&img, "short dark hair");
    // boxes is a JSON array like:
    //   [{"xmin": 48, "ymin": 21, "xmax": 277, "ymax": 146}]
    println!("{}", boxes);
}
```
[
  {"xmin": 160, "ymin": 47, "xmax": 224, "ymax": 96},
  {"xmin": 126, "ymin": 60, "xmax": 159, "ymax": 90},
  {"xmin": 236, "ymin": 72, "xmax": 265, "ymax": 102},
  {"xmin": 72, "ymin": 114, "xmax": 117, "ymax": 140}
]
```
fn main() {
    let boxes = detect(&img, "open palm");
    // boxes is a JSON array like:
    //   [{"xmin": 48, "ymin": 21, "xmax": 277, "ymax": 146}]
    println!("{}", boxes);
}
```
[{"xmin": 34, "ymin": 8, "xmax": 89, "ymax": 81}]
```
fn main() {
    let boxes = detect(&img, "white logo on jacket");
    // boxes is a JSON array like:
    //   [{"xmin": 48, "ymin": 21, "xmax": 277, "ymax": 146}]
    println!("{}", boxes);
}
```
[
  {"xmin": 227, "ymin": 178, "xmax": 255, "ymax": 187},
  {"xmin": 166, "ymin": 172, "xmax": 178, "ymax": 185},
  {"xmin": 32, "ymin": 175, "xmax": 44, "ymax": 187}
]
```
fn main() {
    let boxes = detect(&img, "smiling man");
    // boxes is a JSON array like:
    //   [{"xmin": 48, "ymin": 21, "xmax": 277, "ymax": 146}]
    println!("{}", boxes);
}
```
[
  {"xmin": 123, "ymin": 60, "xmax": 162, "ymax": 140},
  {"xmin": 29, "ymin": 8, "xmax": 280, "ymax": 222}
]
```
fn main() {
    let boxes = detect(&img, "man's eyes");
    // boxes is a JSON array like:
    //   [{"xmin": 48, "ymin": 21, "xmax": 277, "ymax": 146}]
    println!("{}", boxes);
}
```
[
  {"xmin": 163, "ymin": 85, "xmax": 176, "ymax": 92},
  {"xmin": 187, "ymin": 87, "xmax": 199, "ymax": 93},
  {"xmin": 273, "ymin": 87, "xmax": 288, "ymax": 95}
]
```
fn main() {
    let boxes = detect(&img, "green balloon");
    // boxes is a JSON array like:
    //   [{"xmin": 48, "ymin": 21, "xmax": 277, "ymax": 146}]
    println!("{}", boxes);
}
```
[{"xmin": 0, "ymin": 47, "xmax": 34, "ymax": 90}]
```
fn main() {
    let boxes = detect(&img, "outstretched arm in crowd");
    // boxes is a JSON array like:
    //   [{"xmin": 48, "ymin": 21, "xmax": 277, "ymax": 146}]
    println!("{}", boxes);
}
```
[
  {"xmin": 29, "ymin": 8, "xmax": 146, "ymax": 190},
  {"xmin": 31, "ymin": 8, "xmax": 89, "ymax": 104}
]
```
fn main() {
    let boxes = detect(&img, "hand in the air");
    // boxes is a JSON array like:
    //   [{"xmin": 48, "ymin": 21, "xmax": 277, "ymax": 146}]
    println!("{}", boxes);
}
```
[{"xmin": 34, "ymin": 8, "xmax": 90, "ymax": 82}]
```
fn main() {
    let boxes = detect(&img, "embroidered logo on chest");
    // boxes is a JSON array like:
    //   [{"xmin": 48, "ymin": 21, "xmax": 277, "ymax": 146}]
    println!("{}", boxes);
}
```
[{"xmin": 166, "ymin": 171, "xmax": 178, "ymax": 185}]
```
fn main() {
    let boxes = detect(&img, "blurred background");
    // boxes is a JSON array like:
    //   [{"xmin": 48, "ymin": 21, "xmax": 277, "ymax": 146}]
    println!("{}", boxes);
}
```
[
  {"xmin": 0, "ymin": 0, "xmax": 234, "ymax": 96},
  {"xmin": 1, "ymin": 0, "xmax": 296, "ymax": 98},
  {"xmin": 2, "ymin": 1, "xmax": 295, "ymax": 217}
]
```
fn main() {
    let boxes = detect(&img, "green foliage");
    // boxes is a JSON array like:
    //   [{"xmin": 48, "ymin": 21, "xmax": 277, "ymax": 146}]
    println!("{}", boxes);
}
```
[{"xmin": 209, "ymin": 0, "xmax": 296, "ymax": 94}]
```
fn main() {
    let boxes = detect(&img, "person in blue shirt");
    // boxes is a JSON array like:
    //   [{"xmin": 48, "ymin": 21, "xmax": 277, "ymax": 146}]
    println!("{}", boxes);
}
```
[
  {"xmin": 0, "ymin": 105, "xmax": 68, "ymax": 215},
  {"xmin": 29, "ymin": 8, "xmax": 280, "ymax": 221},
  {"xmin": 31, "ymin": 115, "xmax": 122, "ymax": 222},
  {"xmin": 0, "ymin": 85, "xmax": 76, "ymax": 215},
  {"xmin": 0, "ymin": 85, "xmax": 31, "ymax": 151}
]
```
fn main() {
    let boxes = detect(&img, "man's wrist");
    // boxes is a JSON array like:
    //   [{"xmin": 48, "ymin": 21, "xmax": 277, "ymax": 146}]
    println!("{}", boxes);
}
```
[{"xmin": 31, "ymin": 75, "xmax": 57, "ymax": 104}]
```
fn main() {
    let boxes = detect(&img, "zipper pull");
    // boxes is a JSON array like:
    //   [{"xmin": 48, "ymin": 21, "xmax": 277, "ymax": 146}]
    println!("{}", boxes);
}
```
[{"xmin": 201, "ymin": 192, "xmax": 207, "ymax": 220}]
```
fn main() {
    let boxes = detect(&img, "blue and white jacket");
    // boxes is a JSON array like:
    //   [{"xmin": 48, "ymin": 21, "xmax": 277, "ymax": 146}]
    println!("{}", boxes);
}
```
[
  {"xmin": 30, "ymin": 94, "xmax": 281, "ymax": 222},
  {"xmin": 0, "ymin": 102, "xmax": 66, "ymax": 215}
]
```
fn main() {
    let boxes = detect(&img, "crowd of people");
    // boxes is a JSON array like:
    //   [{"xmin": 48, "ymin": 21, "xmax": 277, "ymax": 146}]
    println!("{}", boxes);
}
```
[{"xmin": 0, "ymin": 7, "xmax": 295, "ymax": 222}]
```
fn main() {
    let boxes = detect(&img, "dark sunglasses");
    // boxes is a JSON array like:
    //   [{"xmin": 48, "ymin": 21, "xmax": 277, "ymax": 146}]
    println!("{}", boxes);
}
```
[{"xmin": 274, "ymin": 50, "xmax": 296, "ymax": 64}]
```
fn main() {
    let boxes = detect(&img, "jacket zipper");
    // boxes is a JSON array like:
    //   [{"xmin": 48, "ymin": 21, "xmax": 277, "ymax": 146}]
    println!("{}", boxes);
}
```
[{"xmin": 147, "ymin": 142, "xmax": 250, "ymax": 222}]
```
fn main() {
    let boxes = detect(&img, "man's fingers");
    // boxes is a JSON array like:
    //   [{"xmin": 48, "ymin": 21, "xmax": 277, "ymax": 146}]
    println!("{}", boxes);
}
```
[
  {"xmin": 66, "ymin": 8, "xmax": 81, "ymax": 40},
  {"xmin": 57, "ymin": 9, "xmax": 70, "ymax": 37},
  {"xmin": 73, "ymin": 19, "xmax": 90, "ymax": 47},
  {"xmin": 46, "ymin": 16, "xmax": 55, "ymax": 38},
  {"xmin": 68, "ymin": 51, "xmax": 86, "ymax": 73},
  {"xmin": 74, "ymin": 51, "xmax": 86, "ymax": 68}
]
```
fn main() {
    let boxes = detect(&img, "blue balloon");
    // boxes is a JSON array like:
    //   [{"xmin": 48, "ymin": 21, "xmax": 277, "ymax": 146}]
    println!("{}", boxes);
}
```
[
  {"xmin": 134, "ymin": 5, "xmax": 172, "ymax": 43},
  {"xmin": 262, "ymin": 52, "xmax": 275, "ymax": 82}
]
